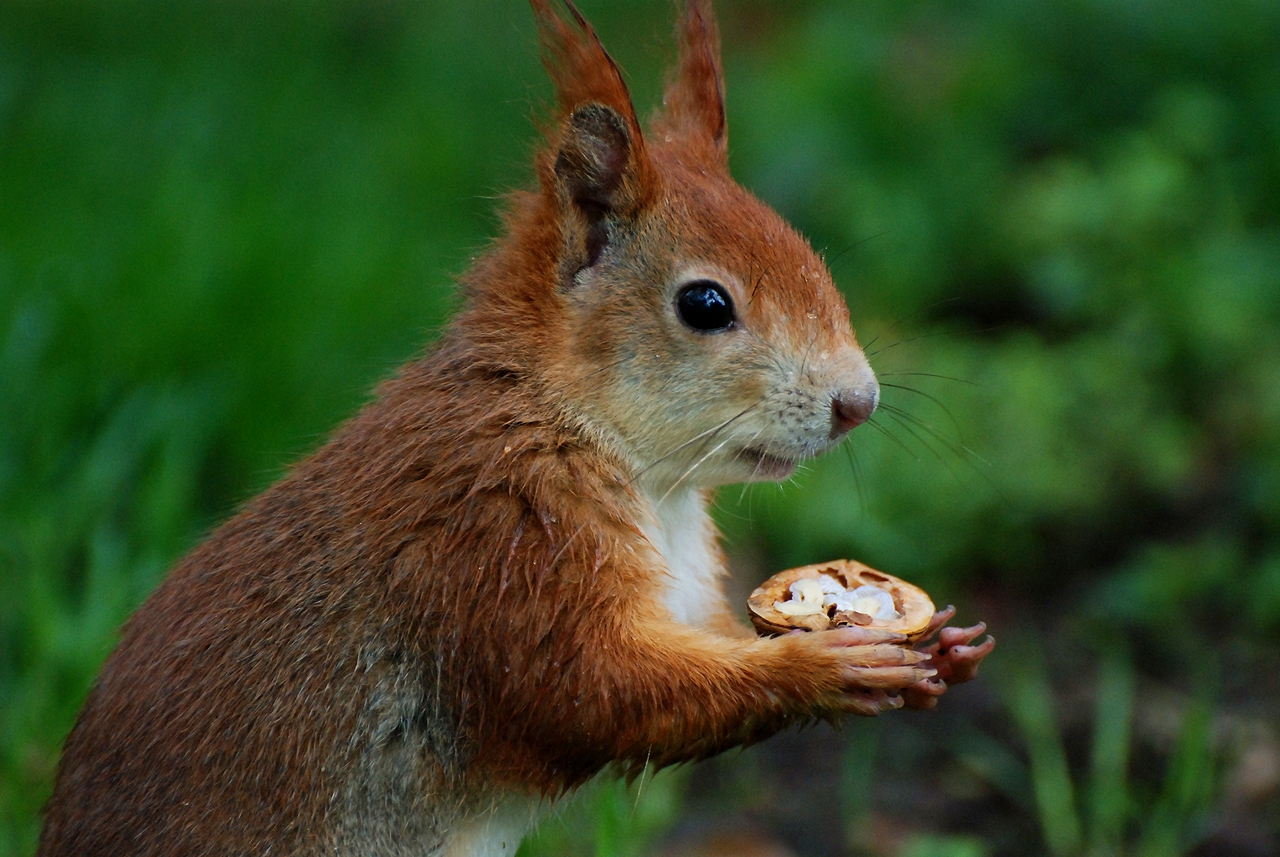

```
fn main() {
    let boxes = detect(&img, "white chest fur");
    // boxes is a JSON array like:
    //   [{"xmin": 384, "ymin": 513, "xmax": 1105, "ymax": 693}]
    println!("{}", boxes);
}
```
[{"xmin": 637, "ymin": 487, "xmax": 725, "ymax": 628}]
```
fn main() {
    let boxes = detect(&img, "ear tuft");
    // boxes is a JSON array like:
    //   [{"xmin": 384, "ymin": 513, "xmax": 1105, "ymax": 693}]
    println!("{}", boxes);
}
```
[
  {"xmin": 531, "ymin": 0, "xmax": 642, "ymax": 135},
  {"xmin": 656, "ymin": 0, "xmax": 727, "ymax": 159},
  {"xmin": 532, "ymin": 0, "xmax": 657, "ymax": 223}
]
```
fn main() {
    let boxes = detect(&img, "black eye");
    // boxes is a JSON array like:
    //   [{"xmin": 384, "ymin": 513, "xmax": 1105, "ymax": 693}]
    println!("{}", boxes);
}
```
[{"xmin": 676, "ymin": 280, "xmax": 736, "ymax": 332}]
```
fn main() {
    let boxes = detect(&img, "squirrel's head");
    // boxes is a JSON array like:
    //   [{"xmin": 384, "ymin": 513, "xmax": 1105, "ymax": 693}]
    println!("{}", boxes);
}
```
[{"xmin": 474, "ymin": 1, "xmax": 877, "ymax": 494}]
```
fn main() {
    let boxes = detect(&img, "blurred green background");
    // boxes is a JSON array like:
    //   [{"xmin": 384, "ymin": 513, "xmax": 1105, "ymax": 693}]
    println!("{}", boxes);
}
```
[{"xmin": 3, "ymin": 0, "xmax": 1279, "ymax": 855}]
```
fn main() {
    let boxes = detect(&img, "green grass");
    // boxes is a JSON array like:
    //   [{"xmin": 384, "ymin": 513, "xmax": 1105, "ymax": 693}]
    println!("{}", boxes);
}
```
[{"xmin": 990, "ymin": 635, "xmax": 1220, "ymax": 857}]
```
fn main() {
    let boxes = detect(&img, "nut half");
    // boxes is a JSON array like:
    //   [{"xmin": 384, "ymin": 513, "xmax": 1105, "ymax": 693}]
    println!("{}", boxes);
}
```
[{"xmin": 747, "ymin": 559, "xmax": 936, "ymax": 639}]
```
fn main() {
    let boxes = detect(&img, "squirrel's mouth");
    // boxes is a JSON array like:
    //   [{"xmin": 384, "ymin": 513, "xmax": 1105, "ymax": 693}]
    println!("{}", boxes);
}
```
[{"xmin": 736, "ymin": 446, "xmax": 799, "ymax": 481}]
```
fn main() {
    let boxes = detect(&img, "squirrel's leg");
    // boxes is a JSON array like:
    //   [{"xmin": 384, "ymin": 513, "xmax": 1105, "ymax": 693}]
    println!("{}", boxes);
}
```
[{"xmin": 529, "ymin": 618, "xmax": 936, "ymax": 771}]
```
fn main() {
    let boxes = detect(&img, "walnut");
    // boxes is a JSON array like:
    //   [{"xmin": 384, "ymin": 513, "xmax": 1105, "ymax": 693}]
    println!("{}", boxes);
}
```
[{"xmin": 747, "ymin": 559, "xmax": 935, "ymax": 639}]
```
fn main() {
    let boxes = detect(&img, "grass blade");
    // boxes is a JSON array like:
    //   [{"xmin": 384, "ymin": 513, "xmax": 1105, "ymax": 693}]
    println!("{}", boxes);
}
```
[
  {"xmin": 1003, "ymin": 636, "xmax": 1083, "ymax": 857},
  {"xmin": 1086, "ymin": 640, "xmax": 1135, "ymax": 857},
  {"xmin": 1136, "ymin": 690, "xmax": 1217, "ymax": 857}
]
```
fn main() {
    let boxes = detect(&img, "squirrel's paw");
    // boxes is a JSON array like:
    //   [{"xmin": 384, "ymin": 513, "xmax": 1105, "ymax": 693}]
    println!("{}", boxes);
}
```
[
  {"xmin": 901, "ymin": 608, "xmax": 995, "ymax": 710},
  {"xmin": 805, "ymin": 626, "xmax": 936, "ymax": 715}
]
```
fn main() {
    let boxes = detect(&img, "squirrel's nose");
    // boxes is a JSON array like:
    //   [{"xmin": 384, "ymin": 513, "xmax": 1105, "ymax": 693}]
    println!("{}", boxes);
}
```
[{"xmin": 831, "ymin": 384, "xmax": 879, "ymax": 437}]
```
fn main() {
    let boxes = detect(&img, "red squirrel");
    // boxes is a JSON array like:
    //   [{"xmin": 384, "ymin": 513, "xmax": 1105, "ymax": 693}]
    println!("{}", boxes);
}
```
[{"xmin": 39, "ymin": 2, "xmax": 994, "ymax": 854}]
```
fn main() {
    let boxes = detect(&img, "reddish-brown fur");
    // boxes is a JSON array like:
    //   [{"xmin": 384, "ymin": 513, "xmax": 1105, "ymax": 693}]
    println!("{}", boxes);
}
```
[{"xmin": 39, "ymin": 3, "xmax": 992, "ymax": 855}]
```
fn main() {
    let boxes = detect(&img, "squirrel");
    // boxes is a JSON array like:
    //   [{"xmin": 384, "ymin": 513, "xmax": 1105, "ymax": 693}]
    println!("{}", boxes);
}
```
[{"xmin": 38, "ymin": 2, "xmax": 994, "ymax": 855}]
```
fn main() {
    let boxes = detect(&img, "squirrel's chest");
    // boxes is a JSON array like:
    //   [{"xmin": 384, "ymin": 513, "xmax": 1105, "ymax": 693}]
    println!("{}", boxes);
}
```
[{"xmin": 637, "ymin": 488, "xmax": 725, "ymax": 628}]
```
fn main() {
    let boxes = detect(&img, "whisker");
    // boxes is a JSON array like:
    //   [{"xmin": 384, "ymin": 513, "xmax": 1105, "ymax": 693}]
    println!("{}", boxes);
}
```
[
  {"xmin": 728, "ymin": 429, "xmax": 771, "ymax": 508},
  {"xmin": 878, "ymin": 403, "xmax": 988, "ymax": 467},
  {"xmin": 873, "ymin": 397, "xmax": 1003, "ymax": 496},
  {"xmin": 866, "ymin": 325, "xmax": 992, "ymax": 359},
  {"xmin": 657, "ymin": 432, "xmax": 741, "ymax": 505},
  {"xmin": 735, "ymin": 431, "xmax": 770, "ymax": 507},
  {"xmin": 824, "ymin": 231, "xmax": 891, "ymax": 277},
  {"xmin": 860, "ymin": 297, "xmax": 964, "ymax": 354},
  {"xmin": 878, "ymin": 407, "xmax": 960, "ymax": 481},
  {"xmin": 842, "ymin": 441, "xmax": 865, "ymax": 513},
  {"xmin": 743, "ymin": 427, "xmax": 769, "ymax": 483},
  {"xmin": 866, "ymin": 415, "xmax": 921, "ymax": 462},
  {"xmin": 879, "ymin": 382, "xmax": 966, "ymax": 439},
  {"xmin": 631, "ymin": 750, "xmax": 652, "ymax": 819},
  {"xmin": 878, "ymin": 404, "xmax": 999, "ymax": 496},
  {"xmin": 877, "ymin": 371, "xmax": 980, "ymax": 387},
  {"xmin": 708, "ymin": 487, "xmax": 753, "ymax": 525},
  {"xmin": 627, "ymin": 404, "xmax": 759, "ymax": 489}
]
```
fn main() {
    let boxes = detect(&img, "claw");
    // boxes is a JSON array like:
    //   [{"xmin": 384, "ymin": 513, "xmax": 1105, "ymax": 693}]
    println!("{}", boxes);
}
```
[
  {"xmin": 838, "ymin": 644, "xmax": 930, "ymax": 669},
  {"xmin": 920, "ymin": 605, "xmax": 957, "ymax": 638},
  {"xmin": 935, "ymin": 635, "xmax": 995, "ymax": 683},
  {"xmin": 841, "ymin": 687, "xmax": 905, "ymax": 716},
  {"xmin": 902, "ymin": 677, "xmax": 946, "ymax": 710},
  {"xmin": 937, "ymin": 621, "xmax": 989, "ymax": 650},
  {"xmin": 844, "ymin": 665, "xmax": 936, "ymax": 689},
  {"xmin": 896, "ymin": 616, "xmax": 996, "ymax": 707}
]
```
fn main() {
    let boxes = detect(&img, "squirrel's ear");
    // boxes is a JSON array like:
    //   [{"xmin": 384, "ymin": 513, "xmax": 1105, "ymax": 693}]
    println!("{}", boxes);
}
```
[
  {"xmin": 656, "ymin": 0, "xmax": 727, "ymax": 161},
  {"xmin": 555, "ymin": 103, "xmax": 638, "ymax": 215},
  {"xmin": 532, "ymin": 0, "xmax": 655, "ymax": 216},
  {"xmin": 552, "ymin": 103, "xmax": 647, "ymax": 278}
]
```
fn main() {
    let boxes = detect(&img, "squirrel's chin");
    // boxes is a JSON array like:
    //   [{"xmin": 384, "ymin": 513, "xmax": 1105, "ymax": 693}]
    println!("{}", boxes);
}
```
[{"xmin": 734, "ymin": 447, "xmax": 800, "ymax": 482}]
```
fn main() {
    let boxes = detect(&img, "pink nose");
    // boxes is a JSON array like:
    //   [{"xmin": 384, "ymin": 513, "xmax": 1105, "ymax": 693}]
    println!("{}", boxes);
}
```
[{"xmin": 831, "ymin": 386, "xmax": 878, "ymax": 436}]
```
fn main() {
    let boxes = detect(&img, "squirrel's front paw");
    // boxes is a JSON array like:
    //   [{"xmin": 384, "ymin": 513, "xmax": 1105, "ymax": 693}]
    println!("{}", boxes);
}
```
[
  {"xmin": 808, "ymin": 626, "xmax": 936, "ymax": 716},
  {"xmin": 901, "ymin": 608, "xmax": 996, "ymax": 710}
]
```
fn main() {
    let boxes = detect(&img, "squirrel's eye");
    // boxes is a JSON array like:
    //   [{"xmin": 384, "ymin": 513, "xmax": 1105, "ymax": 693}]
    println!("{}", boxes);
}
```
[{"xmin": 676, "ymin": 280, "xmax": 736, "ymax": 333}]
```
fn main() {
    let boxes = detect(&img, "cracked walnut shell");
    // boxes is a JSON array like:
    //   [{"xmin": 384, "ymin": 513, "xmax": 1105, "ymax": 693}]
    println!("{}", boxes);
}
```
[{"xmin": 747, "ymin": 559, "xmax": 936, "ymax": 640}]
